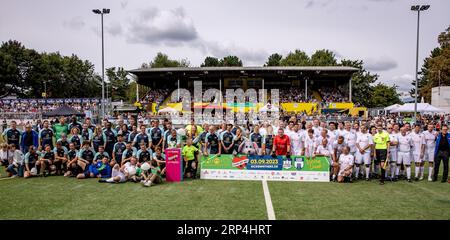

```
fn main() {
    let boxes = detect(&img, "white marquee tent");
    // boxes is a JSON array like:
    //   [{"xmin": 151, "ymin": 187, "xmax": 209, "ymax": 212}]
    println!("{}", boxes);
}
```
[{"xmin": 389, "ymin": 103, "xmax": 444, "ymax": 113}]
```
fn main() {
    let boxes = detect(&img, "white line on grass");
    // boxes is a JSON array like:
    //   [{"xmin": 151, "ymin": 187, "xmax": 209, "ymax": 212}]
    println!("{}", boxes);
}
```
[
  {"xmin": 0, "ymin": 177, "xmax": 14, "ymax": 181},
  {"xmin": 262, "ymin": 180, "xmax": 276, "ymax": 220}
]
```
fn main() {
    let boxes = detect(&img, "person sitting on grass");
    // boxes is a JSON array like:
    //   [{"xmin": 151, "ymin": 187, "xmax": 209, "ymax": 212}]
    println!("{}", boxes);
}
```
[
  {"xmin": 64, "ymin": 143, "xmax": 80, "ymax": 177},
  {"xmin": 90, "ymin": 157, "xmax": 112, "ymax": 179},
  {"xmin": 37, "ymin": 144, "xmax": 55, "ymax": 177},
  {"xmin": 153, "ymin": 147, "xmax": 166, "ymax": 177},
  {"xmin": 123, "ymin": 156, "xmax": 140, "ymax": 182},
  {"xmin": 99, "ymin": 157, "xmax": 138, "ymax": 183},
  {"xmin": 76, "ymin": 141, "xmax": 95, "ymax": 179},
  {"xmin": 182, "ymin": 139, "xmax": 198, "ymax": 179},
  {"xmin": 24, "ymin": 146, "xmax": 40, "ymax": 178},
  {"xmin": 53, "ymin": 141, "xmax": 68, "ymax": 175},
  {"xmin": 6, "ymin": 144, "xmax": 24, "ymax": 178},
  {"xmin": 142, "ymin": 159, "xmax": 163, "ymax": 187},
  {"xmin": 337, "ymin": 146, "xmax": 355, "ymax": 183}
]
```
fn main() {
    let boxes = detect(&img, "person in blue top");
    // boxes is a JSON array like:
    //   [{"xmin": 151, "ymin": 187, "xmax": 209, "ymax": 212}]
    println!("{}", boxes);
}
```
[
  {"xmin": 20, "ymin": 124, "xmax": 39, "ymax": 154},
  {"xmin": 92, "ymin": 126, "xmax": 105, "ymax": 152},
  {"xmin": 133, "ymin": 125, "xmax": 150, "ymax": 149},
  {"xmin": 94, "ymin": 145, "xmax": 110, "ymax": 162},
  {"xmin": 204, "ymin": 126, "xmax": 221, "ymax": 156},
  {"xmin": 39, "ymin": 120, "xmax": 54, "ymax": 150},
  {"xmin": 121, "ymin": 142, "xmax": 137, "ymax": 165},
  {"xmin": 90, "ymin": 157, "xmax": 112, "ymax": 179},
  {"xmin": 76, "ymin": 142, "xmax": 96, "ymax": 179},
  {"xmin": 220, "ymin": 124, "xmax": 235, "ymax": 154},
  {"xmin": 128, "ymin": 125, "xmax": 139, "ymax": 144},
  {"xmin": 64, "ymin": 142, "xmax": 80, "ymax": 177},
  {"xmin": 53, "ymin": 141, "xmax": 68, "ymax": 175},
  {"xmin": 102, "ymin": 122, "xmax": 117, "ymax": 157},
  {"xmin": 249, "ymin": 125, "xmax": 263, "ymax": 155},
  {"xmin": 137, "ymin": 143, "xmax": 153, "ymax": 165},
  {"xmin": 68, "ymin": 127, "xmax": 83, "ymax": 150},
  {"xmin": 148, "ymin": 120, "xmax": 164, "ymax": 151},
  {"xmin": 433, "ymin": 124, "xmax": 450, "ymax": 182},
  {"xmin": 80, "ymin": 123, "xmax": 93, "ymax": 143},
  {"xmin": 112, "ymin": 134, "xmax": 127, "ymax": 166},
  {"xmin": 24, "ymin": 145, "xmax": 40, "ymax": 178},
  {"xmin": 2, "ymin": 120, "xmax": 21, "ymax": 149}
]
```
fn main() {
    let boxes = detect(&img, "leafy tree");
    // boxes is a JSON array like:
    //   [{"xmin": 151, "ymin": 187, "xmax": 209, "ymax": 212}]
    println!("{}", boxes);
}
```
[
  {"xmin": 201, "ymin": 56, "xmax": 220, "ymax": 67},
  {"xmin": 141, "ymin": 52, "xmax": 190, "ymax": 68},
  {"xmin": 410, "ymin": 25, "xmax": 450, "ymax": 102},
  {"xmin": 107, "ymin": 67, "xmax": 130, "ymax": 101},
  {"xmin": 310, "ymin": 49, "xmax": 337, "ymax": 66},
  {"xmin": 339, "ymin": 59, "xmax": 378, "ymax": 107},
  {"xmin": 370, "ymin": 83, "xmax": 401, "ymax": 107},
  {"xmin": 280, "ymin": 50, "xmax": 310, "ymax": 66},
  {"xmin": 265, "ymin": 53, "xmax": 283, "ymax": 66},
  {"xmin": 219, "ymin": 55, "xmax": 243, "ymax": 66}
]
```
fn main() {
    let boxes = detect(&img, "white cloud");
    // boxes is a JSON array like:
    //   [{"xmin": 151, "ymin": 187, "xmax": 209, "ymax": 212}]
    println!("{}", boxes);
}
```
[
  {"xmin": 127, "ymin": 7, "xmax": 198, "ymax": 46},
  {"xmin": 364, "ymin": 57, "xmax": 398, "ymax": 71},
  {"xmin": 63, "ymin": 16, "xmax": 85, "ymax": 30}
]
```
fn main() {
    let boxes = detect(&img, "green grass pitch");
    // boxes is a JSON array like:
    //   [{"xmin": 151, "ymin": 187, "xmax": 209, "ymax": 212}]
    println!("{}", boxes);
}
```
[{"xmin": 0, "ymin": 168, "xmax": 449, "ymax": 220}]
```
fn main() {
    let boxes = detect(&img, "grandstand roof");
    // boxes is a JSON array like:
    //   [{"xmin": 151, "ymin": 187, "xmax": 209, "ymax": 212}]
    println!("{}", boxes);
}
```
[{"xmin": 128, "ymin": 66, "xmax": 359, "ymax": 84}]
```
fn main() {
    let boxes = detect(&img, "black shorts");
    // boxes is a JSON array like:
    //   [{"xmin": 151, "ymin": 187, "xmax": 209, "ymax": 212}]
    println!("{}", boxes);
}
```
[{"xmin": 375, "ymin": 149, "xmax": 387, "ymax": 164}]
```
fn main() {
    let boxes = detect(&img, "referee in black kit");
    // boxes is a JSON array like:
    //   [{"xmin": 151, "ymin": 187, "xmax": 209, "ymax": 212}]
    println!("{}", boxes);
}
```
[{"xmin": 434, "ymin": 125, "xmax": 450, "ymax": 183}]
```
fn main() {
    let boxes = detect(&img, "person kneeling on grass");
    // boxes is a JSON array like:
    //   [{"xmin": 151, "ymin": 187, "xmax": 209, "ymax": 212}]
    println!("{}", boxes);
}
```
[
  {"xmin": 153, "ymin": 147, "xmax": 166, "ymax": 177},
  {"xmin": 182, "ymin": 139, "xmax": 198, "ymax": 179},
  {"xmin": 24, "ymin": 146, "xmax": 40, "ymax": 178},
  {"xmin": 337, "ymin": 146, "xmax": 355, "ymax": 183},
  {"xmin": 76, "ymin": 142, "xmax": 96, "ymax": 179},
  {"xmin": 64, "ymin": 143, "xmax": 80, "ymax": 177},
  {"xmin": 142, "ymin": 159, "xmax": 162, "ymax": 187},
  {"xmin": 36, "ymin": 144, "xmax": 54, "ymax": 177}
]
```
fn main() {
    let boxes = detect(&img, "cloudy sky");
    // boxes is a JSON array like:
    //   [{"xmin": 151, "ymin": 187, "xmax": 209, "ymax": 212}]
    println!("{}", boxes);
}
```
[{"xmin": 1, "ymin": 0, "xmax": 449, "ymax": 92}]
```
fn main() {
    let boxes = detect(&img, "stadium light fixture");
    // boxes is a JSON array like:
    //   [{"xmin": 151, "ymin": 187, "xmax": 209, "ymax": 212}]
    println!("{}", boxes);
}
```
[
  {"xmin": 410, "ymin": 4, "xmax": 430, "ymax": 122},
  {"xmin": 92, "ymin": 8, "xmax": 111, "ymax": 119}
]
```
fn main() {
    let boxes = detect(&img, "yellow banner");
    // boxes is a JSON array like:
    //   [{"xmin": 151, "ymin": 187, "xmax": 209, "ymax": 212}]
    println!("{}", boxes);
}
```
[
  {"xmin": 325, "ymin": 102, "xmax": 354, "ymax": 109},
  {"xmin": 281, "ymin": 103, "xmax": 318, "ymax": 114}
]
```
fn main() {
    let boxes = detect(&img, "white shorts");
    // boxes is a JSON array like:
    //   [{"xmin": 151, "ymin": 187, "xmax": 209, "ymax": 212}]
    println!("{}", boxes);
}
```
[
  {"xmin": 355, "ymin": 151, "xmax": 371, "ymax": 165},
  {"xmin": 388, "ymin": 149, "xmax": 398, "ymax": 163},
  {"xmin": 397, "ymin": 152, "xmax": 411, "ymax": 165},
  {"xmin": 424, "ymin": 148, "xmax": 435, "ymax": 162},
  {"xmin": 112, "ymin": 169, "xmax": 126, "ymax": 182},
  {"xmin": 411, "ymin": 152, "xmax": 422, "ymax": 163},
  {"xmin": 338, "ymin": 168, "xmax": 352, "ymax": 177}
]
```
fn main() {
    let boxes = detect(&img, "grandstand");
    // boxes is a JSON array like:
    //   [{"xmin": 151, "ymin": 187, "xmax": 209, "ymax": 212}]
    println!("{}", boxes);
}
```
[{"xmin": 128, "ymin": 66, "xmax": 366, "ymax": 116}]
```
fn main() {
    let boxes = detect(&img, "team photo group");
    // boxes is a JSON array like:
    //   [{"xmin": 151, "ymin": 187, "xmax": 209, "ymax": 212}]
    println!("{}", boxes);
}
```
[{"xmin": 2, "ymin": 112, "xmax": 449, "ymax": 186}]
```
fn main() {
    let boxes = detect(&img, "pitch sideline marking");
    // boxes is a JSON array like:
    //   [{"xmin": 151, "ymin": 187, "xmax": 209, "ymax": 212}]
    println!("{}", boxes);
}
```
[{"xmin": 262, "ymin": 180, "xmax": 276, "ymax": 220}]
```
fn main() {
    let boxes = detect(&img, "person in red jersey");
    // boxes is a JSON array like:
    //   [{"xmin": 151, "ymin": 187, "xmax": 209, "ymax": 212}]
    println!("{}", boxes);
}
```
[{"xmin": 272, "ymin": 128, "xmax": 291, "ymax": 157}]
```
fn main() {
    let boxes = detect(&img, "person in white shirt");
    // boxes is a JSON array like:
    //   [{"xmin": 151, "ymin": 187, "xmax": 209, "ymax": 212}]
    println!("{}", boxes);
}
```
[
  {"xmin": 337, "ymin": 146, "xmax": 354, "ymax": 183},
  {"xmin": 343, "ymin": 122, "xmax": 357, "ymax": 156},
  {"xmin": 302, "ymin": 129, "xmax": 316, "ymax": 160},
  {"xmin": 336, "ymin": 122, "xmax": 346, "ymax": 138},
  {"xmin": 355, "ymin": 125, "xmax": 373, "ymax": 180},
  {"xmin": 387, "ymin": 124, "xmax": 399, "ymax": 180},
  {"xmin": 397, "ymin": 127, "xmax": 414, "ymax": 182},
  {"xmin": 333, "ymin": 135, "xmax": 347, "ymax": 161},
  {"xmin": 312, "ymin": 119, "xmax": 322, "ymax": 139},
  {"xmin": 315, "ymin": 138, "xmax": 337, "ymax": 181},
  {"xmin": 422, "ymin": 123, "xmax": 437, "ymax": 181},
  {"xmin": 288, "ymin": 124, "xmax": 303, "ymax": 156},
  {"xmin": 410, "ymin": 125, "xmax": 425, "ymax": 181}
]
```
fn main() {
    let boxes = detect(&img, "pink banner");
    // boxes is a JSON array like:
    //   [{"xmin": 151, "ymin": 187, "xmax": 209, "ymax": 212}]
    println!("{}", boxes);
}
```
[{"xmin": 165, "ymin": 148, "xmax": 182, "ymax": 182}]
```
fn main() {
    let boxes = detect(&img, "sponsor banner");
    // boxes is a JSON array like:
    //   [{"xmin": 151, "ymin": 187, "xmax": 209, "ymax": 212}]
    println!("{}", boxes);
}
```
[
  {"xmin": 165, "ymin": 148, "xmax": 183, "ymax": 182},
  {"xmin": 200, "ymin": 154, "xmax": 329, "ymax": 182}
]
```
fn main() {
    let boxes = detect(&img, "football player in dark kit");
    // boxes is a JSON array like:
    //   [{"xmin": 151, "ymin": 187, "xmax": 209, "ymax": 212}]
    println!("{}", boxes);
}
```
[
  {"xmin": 133, "ymin": 125, "xmax": 149, "ymax": 149},
  {"xmin": 220, "ymin": 124, "xmax": 235, "ymax": 154},
  {"xmin": 53, "ymin": 141, "xmax": 68, "ymax": 175},
  {"xmin": 137, "ymin": 143, "xmax": 152, "ymax": 164},
  {"xmin": 2, "ymin": 120, "xmax": 21, "ymax": 149},
  {"xmin": 39, "ymin": 120, "xmax": 54, "ymax": 149},
  {"xmin": 204, "ymin": 126, "xmax": 221, "ymax": 155},
  {"xmin": 103, "ymin": 122, "xmax": 117, "ymax": 157},
  {"xmin": 112, "ymin": 134, "xmax": 127, "ymax": 166},
  {"xmin": 77, "ymin": 142, "xmax": 96, "ymax": 179},
  {"xmin": 64, "ymin": 142, "xmax": 80, "ymax": 177},
  {"xmin": 24, "ymin": 146, "xmax": 40, "ymax": 178},
  {"xmin": 148, "ymin": 120, "xmax": 163, "ymax": 151},
  {"xmin": 37, "ymin": 144, "xmax": 55, "ymax": 176}
]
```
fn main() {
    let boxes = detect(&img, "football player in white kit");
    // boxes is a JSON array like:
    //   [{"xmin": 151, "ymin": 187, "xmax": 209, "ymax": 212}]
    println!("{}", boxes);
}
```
[
  {"xmin": 410, "ymin": 125, "xmax": 425, "ymax": 181},
  {"xmin": 315, "ymin": 138, "xmax": 337, "ymax": 181},
  {"xmin": 343, "ymin": 122, "xmax": 358, "ymax": 158},
  {"xmin": 397, "ymin": 127, "xmax": 414, "ymax": 182},
  {"xmin": 355, "ymin": 125, "xmax": 373, "ymax": 180},
  {"xmin": 289, "ymin": 124, "xmax": 303, "ymax": 156},
  {"xmin": 312, "ymin": 119, "xmax": 322, "ymax": 139},
  {"xmin": 337, "ymin": 146, "xmax": 354, "ymax": 183},
  {"xmin": 387, "ymin": 124, "xmax": 399, "ymax": 181},
  {"xmin": 421, "ymin": 123, "xmax": 437, "ymax": 181},
  {"xmin": 302, "ymin": 129, "xmax": 316, "ymax": 160},
  {"xmin": 316, "ymin": 129, "xmax": 334, "ymax": 149}
]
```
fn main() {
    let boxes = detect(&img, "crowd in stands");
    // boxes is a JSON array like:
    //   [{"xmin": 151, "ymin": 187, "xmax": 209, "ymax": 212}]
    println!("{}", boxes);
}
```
[
  {"xmin": 279, "ymin": 88, "xmax": 314, "ymax": 103},
  {"xmin": 0, "ymin": 100, "xmax": 99, "ymax": 113},
  {"xmin": 141, "ymin": 89, "xmax": 170, "ymax": 105},
  {"xmin": 318, "ymin": 87, "xmax": 349, "ymax": 104}
]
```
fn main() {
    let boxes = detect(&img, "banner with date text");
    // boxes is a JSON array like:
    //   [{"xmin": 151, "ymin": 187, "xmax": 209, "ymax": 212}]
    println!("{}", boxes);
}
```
[{"xmin": 200, "ymin": 154, "xmax": 330, "ymax": 182}]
